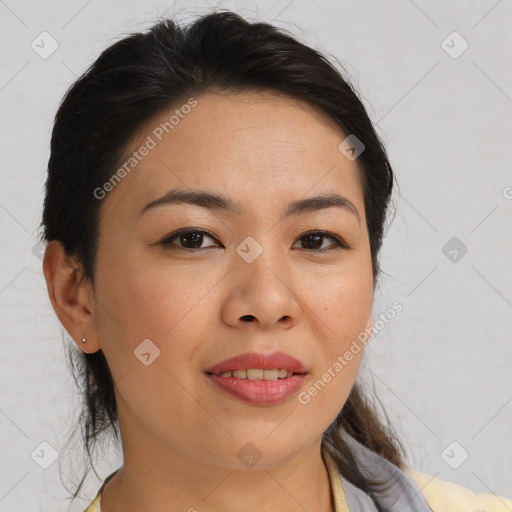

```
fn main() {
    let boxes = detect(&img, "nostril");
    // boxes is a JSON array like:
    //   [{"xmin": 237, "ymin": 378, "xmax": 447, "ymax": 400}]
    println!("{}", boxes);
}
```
[{"xmin": 240, "ymin": 315, "xmax": 255, "ymax": 322}]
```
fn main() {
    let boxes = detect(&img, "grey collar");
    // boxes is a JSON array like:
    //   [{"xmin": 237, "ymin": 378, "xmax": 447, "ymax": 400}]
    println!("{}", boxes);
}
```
[{"xmin": 335, "ymin": 430, "xmax": 433, "ymax": 512}]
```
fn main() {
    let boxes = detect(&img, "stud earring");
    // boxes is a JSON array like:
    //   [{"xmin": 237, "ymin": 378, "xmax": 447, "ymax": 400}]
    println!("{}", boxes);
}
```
[{"xmin": 81, "ymin": 337, "xmax": 87, "ymax": 344}]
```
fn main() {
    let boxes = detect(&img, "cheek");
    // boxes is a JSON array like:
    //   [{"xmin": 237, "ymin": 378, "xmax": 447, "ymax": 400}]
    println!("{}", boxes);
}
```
[
  {"xmin": 329, "ymin": 284, "xmax": 373, "ymax": 342},
  {"xmin": 91, "ymin": 259, "xmax": 183, "ymax": 377},
  {"xmin": 317, "ymin": 279, "xmax": 370, "ymax": 374},
  {"xmin": 304, "ymin": 264, "xmax": 374, "ymax": 338},
  {"xmin": 300, "ymin": 266, "xmax": 373, "ymax": 395},
  {"xmin": 93, "ymin": 253, "xmax": 229, "ymax": 408},
  {"xmin": 96, "ymin": 254, "xmax": 215, "ymax": 339},
  {"xmin": 92, "ymin": 259, "xmax": 214, "ymax": 433}
]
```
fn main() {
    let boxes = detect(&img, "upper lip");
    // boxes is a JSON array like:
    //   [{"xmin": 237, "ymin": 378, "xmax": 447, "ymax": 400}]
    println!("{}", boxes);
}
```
[{"xmin": 204, "ymin": 351, "xmax": 309, "ymax": 375}]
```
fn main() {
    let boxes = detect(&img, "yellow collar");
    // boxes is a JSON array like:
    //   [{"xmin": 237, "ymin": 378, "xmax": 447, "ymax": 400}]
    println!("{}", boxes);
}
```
[{"xmin": 322, "ymin": 447, "xmax": 350, "ymax": 512}]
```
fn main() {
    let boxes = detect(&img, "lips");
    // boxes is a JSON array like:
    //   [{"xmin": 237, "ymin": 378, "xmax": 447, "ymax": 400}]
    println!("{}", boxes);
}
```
[{"xmin": 204, "ymin": 351, "xmax": 308, "ymax": 376}]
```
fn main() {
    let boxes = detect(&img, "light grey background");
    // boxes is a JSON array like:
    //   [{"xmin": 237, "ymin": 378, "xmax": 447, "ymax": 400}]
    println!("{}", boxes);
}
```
[{"xmin": 1, "ymin": 1, "xmax": 511, "ymax": 510}]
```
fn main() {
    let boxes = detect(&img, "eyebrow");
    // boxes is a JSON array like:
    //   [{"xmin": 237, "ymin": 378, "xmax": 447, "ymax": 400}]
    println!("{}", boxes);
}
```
[{"xmin": 137, "ymin": 188, "xmax": 360, "ymax": 224}]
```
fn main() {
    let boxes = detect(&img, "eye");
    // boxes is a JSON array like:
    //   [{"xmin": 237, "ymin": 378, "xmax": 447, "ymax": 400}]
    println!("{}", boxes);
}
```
[
  {"xmin": 160, "ymin": 228, "xmax": 349, "ymax": 252},
  {"xmin": 293, "ymin": 231, "xmax": 349, "ymax": 252},
  {"xmin": 161, "ymin": 228, "xmax": 221, "ymax": 250}
]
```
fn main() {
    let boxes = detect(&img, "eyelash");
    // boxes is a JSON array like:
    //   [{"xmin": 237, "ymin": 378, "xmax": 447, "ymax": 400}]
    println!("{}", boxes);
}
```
[{"xmin": 161, "ymin": 228, "xmax": 350, "ymax": 252}]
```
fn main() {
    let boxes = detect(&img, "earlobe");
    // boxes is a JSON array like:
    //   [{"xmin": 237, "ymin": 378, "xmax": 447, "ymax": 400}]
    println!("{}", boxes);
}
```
[{"xmin": 42, "ymin": 240, "xmax": 101, "ymax": 353}]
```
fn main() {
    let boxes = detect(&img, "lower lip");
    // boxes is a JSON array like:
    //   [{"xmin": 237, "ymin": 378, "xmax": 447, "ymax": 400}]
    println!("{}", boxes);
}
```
[{"xmin": 205, "ymin": 373, "xmax": 307, "ymax": 405}]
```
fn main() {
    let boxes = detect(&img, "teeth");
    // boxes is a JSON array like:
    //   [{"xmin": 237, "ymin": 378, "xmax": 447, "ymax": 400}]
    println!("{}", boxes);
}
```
[
  {"xmin": 247, "ymin": 369, "xmax": 264, "ymax": 380},
  {"xmin": 262, "ymin": 369, "xmax": 278, "ymax": 381},
  {"xmin": 216, "ymin": 368, "xmax": 294, "ymax": 380}
]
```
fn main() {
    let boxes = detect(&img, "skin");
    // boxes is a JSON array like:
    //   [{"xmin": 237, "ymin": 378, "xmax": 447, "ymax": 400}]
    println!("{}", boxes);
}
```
[{"xmin": 43, "ymin": 90, "xmax": 375, "ymax": 512}]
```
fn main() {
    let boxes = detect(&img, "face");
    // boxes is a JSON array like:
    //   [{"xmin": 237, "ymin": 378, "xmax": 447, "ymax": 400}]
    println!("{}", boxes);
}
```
[{"xmin": 89, "ymin": 90, "xmax": 374, "ymax": 469}]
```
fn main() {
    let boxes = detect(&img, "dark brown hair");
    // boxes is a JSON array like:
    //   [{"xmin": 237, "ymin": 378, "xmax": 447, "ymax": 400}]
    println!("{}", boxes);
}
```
[{"xmin": 40, "ymin": 9, "xmax": 403, "ymax": 509}]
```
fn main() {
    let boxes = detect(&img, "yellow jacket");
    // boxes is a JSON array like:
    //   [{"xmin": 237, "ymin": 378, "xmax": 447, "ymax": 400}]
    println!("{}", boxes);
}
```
[{"xmin": 405, "ymin": 467, "xmax": 512, "ymax": 512}]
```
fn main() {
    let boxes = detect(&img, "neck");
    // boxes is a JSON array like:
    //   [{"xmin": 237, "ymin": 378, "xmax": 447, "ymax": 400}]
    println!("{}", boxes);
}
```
[{"xmin": 100, "ymin": 408, "xmax": 334, "ymax": 512}]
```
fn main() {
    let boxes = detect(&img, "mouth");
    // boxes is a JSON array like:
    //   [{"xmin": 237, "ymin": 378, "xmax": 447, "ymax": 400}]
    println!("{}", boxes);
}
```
[
  {"xmin": 204, "ymin": 368, "xmax": 308, "ymax": 380},
  {"xmin": 203, "ymin": 351, "xmax": 309, "ymax": 406},
  {"xmin": 203, "ymin": 351, "xmax": 309, "ymax": 376}
]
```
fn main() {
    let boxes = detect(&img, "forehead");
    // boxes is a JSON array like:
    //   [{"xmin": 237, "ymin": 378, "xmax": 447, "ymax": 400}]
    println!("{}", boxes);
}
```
[{"xmin": 98, "ymin": 90, "xmax": 364, "ymax": 225}]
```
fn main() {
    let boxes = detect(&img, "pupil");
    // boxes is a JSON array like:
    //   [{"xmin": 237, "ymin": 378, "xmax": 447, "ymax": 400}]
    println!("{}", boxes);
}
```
[
  {"xmin": 182, "ymin": 232, "xmax": 202, "ymax": 248},
  {"xmin": 305, "ymin": 234, "xmax": 322, "ymax": 249}
]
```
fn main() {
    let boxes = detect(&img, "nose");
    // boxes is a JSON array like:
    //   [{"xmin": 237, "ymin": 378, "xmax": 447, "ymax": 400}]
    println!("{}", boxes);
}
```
[{"xmin": 221, "ymin": 247, "xmax": 302, "ymax": 331}]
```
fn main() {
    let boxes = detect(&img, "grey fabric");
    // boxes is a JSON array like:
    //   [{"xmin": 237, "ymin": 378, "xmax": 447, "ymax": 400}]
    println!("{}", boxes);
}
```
[
  {"xmin": 339, "ymin": 430, "xmax": 434, "ymax": 512},
  {"xmin": 341, "ymin": 477, "xmax": 380, "ymax": 511}
]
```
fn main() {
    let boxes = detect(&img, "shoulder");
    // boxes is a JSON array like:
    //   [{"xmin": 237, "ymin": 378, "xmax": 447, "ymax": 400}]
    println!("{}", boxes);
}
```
[{"xmin": 405, "ymin": 466, "xmax": 512, "ymax": 512}]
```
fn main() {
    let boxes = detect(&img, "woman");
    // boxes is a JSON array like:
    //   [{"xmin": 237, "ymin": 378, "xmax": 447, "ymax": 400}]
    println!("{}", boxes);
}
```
[{"xmin": 40, "ymin": 10, "xmax": 511, "ymax": 512}]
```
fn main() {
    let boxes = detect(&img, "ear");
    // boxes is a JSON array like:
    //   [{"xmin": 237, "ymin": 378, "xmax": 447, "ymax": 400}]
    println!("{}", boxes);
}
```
[{"xmin": 42, "ymin": 240, "xmax": 101, "ymax": 353}]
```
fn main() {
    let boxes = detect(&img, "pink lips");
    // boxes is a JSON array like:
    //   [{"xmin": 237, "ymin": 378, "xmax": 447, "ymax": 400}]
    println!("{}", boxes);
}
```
[{"xmin": 204, "ymin": 351, "xmax": 309, "ymax": 406}]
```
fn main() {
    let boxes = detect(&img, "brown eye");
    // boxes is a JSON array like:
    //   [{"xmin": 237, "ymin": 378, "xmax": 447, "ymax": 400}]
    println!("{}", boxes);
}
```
[
  {"xmin": 161, "ymin": 229, "xmax": 220, "ymax": 250},
  {"xmin": 294, "ymin": 231, "xmax": 348, "ymax": 252}
]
